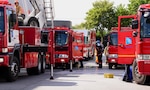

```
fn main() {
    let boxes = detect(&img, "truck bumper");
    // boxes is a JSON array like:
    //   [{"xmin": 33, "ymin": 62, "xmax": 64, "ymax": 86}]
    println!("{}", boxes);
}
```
[
  {"xmin": 73, "ymin": 56, "xmax": 83, "ymax": 62},
  {"xmin": 138, "ymin": 60, "xmax": 150, "ymax": 75},
  {"xmin": 0, "ymin": 55, "xmax": 10, "ymax": 67},
  {"xmin": 108, "ymin": 58, "xmax": 118, "ymax": 64},
  {"xmin": 55, "ymin": 58, "xmax": 69, "ymax": 64}
]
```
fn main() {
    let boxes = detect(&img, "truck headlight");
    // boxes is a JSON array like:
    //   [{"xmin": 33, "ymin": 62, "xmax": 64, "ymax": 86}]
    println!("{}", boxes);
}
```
[
  {"xmin": 59, "ymin": 54, "xmax": 68, "ymax": 58},
  {"xmin": 83, "ymin": 52, "xmax": 88, "ymax": 57},
  {"xmin": 137, "ymin": 55, "xmax": 150, "ymax": 60},
  {"xmin": 0, "ymin": 58, "xmax": 4, "ymax": 63},
  {"xmin": 2, "ymin": 48, "xmax": 8, "ymax": 53},
  {"xmin": 108, "ymin": 54, "xmax": 118, "ymax": 58},
  {"xmin": 83, "ymin": 47, "xmax": 87, "ymax": 51}
]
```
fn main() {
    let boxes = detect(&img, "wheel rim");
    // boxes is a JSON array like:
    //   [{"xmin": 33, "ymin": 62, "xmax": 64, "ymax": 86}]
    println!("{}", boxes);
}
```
[
  {"xmin": 134, "ymin": 64, "xmax": 142, "ymax": 79},
  {"xmin": 38, "ymin": 55, "xmax": 41, "ymax": 71},
  {"xmin": 38, "ymin": 60, "xmax": 41, "ymax": 71},
  {"xmin": 29, "ymin": 21, "xmax": 38, "ymax": 27},
  {"xmin": 11, "ymin": 62, "xmax": 18, "ymax": 77},
  {"xmin": 43, "ymin": 59, "xmax": 46, "ymax": 70}
]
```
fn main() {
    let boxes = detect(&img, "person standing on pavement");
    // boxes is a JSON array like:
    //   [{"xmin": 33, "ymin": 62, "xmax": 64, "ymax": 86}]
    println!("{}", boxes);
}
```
[
  {"xmin": 104, "ymin": 42, "xmax": 109, "ymax": 64},
  {"xmin": 95, "ymin": 43, "xmax": 103, "ymax": 68}
]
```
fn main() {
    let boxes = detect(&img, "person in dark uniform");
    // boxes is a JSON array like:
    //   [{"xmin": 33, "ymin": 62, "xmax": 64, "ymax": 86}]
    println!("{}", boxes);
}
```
[{"xmin": 96, "ymin": 43, "xmax": 103, "ymax": 68}]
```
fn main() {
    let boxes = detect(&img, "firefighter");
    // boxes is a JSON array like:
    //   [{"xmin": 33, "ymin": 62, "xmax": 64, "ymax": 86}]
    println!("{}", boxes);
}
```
[
  {"xmin": 14, "ymin": 0, "xmax": 25, "ymax": 25},
  {"xmin": 122, "ymin": 64, "xmax": 133, "ymax": 82},
  {"xmin": 14, "ymin": 0, "xmax": 24, "ymax": 16},
  {"xmin": 104, "ymin": 42, "xmax": 109, "ymax": 64},
  {"xmin": 95, "ymin": 43, "xmax": 103, "ymax": 68}
]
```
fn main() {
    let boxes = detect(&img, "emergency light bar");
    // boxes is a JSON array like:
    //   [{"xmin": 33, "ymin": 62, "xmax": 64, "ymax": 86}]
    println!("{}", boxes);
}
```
[
  {"xmin": 139, "ymin": 4, "xmax": 150, "ymax": 12},
  {"xmin": 54, "ymin": 27, "xmax": 69, "ymax": 30},
  {"xmin": 0, "ymin": 0, "xmax": 9, "ymax": 4}
]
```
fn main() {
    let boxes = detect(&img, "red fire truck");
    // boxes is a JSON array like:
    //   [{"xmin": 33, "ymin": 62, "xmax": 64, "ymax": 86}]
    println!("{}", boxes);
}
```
[
  {"xmin": 107, "ymin": 27, "xmax": 118, "ymax": 69},
  {"xmin": 73, "ymin": 29, "xmax": 92, "ymax": 60},
  {"xmin": 118, "ymin": 4, "xmax": 150, "ymax": 84},
  {"xmin": 46, "ymin": 20, "xmax": 73, "ymax": 71},
  {"xmin": 0, "ymin": 0, "xmax": 52, "ymax": 81},
  {"xmin": 72, "ymin": 31, "xmax": 84, "ymax": 67}
]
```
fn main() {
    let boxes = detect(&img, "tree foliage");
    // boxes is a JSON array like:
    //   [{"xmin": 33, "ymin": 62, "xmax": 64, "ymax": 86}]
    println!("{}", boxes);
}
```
[
  {"xmin": 72, "ymin": 22, "xmax": 85, "ymax": 29},
  {"xmin": 128, "ymin": 0, "xmax": 150, "ymax": 14},
  {"xmin": 85, "ymin": 0, "xmax": 115, "ymax": 38},
  {"xmin": 73, "ymin": 0, "xmax": 150, "ymax": 37},
  {"xmin": 115, "ymin": 4, "xmax": 130, "ymax": 27}
]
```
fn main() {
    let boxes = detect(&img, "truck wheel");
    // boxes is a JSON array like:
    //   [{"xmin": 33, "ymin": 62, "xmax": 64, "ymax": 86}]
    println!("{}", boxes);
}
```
[
  {"xmin": 26, "ymin": 68, "xmax": 34, "ymax": 75},
  {"xmin": 34, "ymin": 54, "xmax": 42, "ymax": 75},
  {"xmin": 41, "ymin": 54, "xmax": 46, "ymax": 73},
  {"xmin": 132, "ymin": 60, "xmax": 150, "ymax": 84},
  {"xmin": 114, "ymin": 64, "xmax": 118, "ymax": 69},
  {"xmin": 27, "ymin": 18, "xmax": 39, "ymax": 27},
  {"xmin": 108, "ymin": 63, "xmax": 113, "ymax": 69},
  {"xmin": 6, "ymin": 56, "xmax": 19, "ymax": 82}
]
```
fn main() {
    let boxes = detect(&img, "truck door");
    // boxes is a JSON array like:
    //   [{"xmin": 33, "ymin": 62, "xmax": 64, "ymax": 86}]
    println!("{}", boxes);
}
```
[
  {"xmin": 72, "ymin": 32, "xmax": 83, "ymax": 60},
  {"xmin": 118, "ymin": 15, "xmax": 136, "ymax": 64}
]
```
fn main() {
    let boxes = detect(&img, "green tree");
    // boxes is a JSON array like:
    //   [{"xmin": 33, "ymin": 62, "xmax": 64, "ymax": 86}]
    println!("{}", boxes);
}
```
[
  {"xmin": 85, "ymin": 0, "xmax": 115, "ymax": 39},
  {"xmin": 115, "ymin": 4, "xmax": 130, "ymax": 27},
  {"xmin": 72, "ymin": 22, "xmax": 85, "ymax": 29},
  {"xmin": 128, "ymin": 0, "xmax": 150, "ymax": 14}
]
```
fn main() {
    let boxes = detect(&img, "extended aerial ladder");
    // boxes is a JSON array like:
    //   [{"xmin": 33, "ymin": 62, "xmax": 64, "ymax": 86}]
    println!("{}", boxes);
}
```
[
  {"xmin": 9, "ymin": 0, "xmax": 55, "ymax": 79},
  {"xmin": 29, "ymin": 0, "xmax": 55, "ymax": 79},
  {"xmin": 43, "ymin": 0, "xmax": 55, "ymax": 79}
]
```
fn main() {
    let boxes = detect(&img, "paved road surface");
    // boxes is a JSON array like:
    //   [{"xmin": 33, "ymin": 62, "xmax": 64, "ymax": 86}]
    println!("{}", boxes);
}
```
[{"xmin": 0, "ymin": 55, "xmax": 150, "ymax": 90}]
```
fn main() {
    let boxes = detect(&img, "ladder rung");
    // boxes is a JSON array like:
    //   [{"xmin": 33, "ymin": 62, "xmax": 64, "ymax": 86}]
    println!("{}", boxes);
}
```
[{"xmin": 44, "ymin": 0, "xmax": 55, "ymax": 23}]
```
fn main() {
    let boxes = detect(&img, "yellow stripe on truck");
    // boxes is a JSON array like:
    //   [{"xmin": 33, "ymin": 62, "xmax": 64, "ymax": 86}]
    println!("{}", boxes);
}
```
[{"xmin": 118, "ymin": 54, "xmax": 135, "ymax": 58}]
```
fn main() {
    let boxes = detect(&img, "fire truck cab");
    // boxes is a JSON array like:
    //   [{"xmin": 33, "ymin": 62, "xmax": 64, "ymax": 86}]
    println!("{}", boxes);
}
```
[
  {"xmin": 72, "ymin": 31, "xmax": 84, "ymax": 67},
  {"xmin": 46, "ymin": 20, "xmax": 73, "ymax": 70},
  {"xmin": 73, "ymin": 29, "xmax": 91, "ymax": 60},
  {"xmin": 118, "ymin": 4, "xmax": 150, "ymax": 84},
  {"xmin": 107, "ymin": 27, "xmax": 118, "ymax": 69},
  {"xmin": 0, "ymin": 0, "xmax": 53, "ymax": 81}
]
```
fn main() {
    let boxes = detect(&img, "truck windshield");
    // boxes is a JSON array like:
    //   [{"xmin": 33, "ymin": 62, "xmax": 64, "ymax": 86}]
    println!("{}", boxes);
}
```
[
  {"xmin": 140, "ymin": 12, "xmax": 150, "ymax": 38},
  {"xmin": 55, "ymin": 31, "xmax": 68, "ymax": 46},
  {"xmin": 110, "ymin": 33, "xmax": 118, "ymax": 46},
  {"xmin": 0, "ymin": 7, "xmax": 4, "ymax": 33}
]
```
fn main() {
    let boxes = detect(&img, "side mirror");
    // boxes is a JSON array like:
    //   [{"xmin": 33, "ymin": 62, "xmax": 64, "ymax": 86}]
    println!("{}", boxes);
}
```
[
  {"xmin": 132, "ymin": 19, "xmax": 138, "ymax": 29},
  {"xmin": 41, "ymin": 31, "xmax": 49, "ymax": 44},
  {"xmin": 10, "ymin": 14, "xmax": 16, "ymax": 22},
  {"xmin": 132, "ymin": 31, "xmax": 138, "ymax": 37}
]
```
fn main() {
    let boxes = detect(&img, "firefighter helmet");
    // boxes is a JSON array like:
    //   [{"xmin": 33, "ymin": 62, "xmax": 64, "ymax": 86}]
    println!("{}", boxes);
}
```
[{"xmin": 14, "ymin": 0, "xmax": 19, "ymax": 4}]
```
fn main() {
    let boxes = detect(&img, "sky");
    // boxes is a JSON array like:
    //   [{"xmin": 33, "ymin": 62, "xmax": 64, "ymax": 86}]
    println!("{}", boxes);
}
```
[{"xmin": 54, "ymin": 0, "xmax": 130, "ymax": 26}]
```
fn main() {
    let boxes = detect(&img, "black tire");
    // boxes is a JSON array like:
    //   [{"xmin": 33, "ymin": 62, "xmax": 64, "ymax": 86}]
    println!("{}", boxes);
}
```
[
  {"xmin": 98, "ymin": 63, "xmax": 102, "ymax": 68},
  {"xmin": 114, "ymin": 64, "xmax": 118, "ymax": 69},
  {"xmin": 108, "ymin": 63, "xmax": 113, "ymax": 69},
  {"xmin": 41, "ymin": 54, "xmax": 46, "ymax": 73},
  {"xmin": 84, "ymin": 57, "xmax": 89, "ymax": 61},
  {"xmin": 6, "ymin": 56, "xmax": 19, "ymax": 82},
  {"xmin": 34, "ymin": 54, "xmax": 42, "ymax": 75},
  {"xmin": 132, "ymin": 60, "xmax": 150, "ymax": 85},
  {"xmin": 26, "ymin": 68, "xmax": 34, "ymax": 75},
  {"xmin": 27, "ymin": 18, "xmax": 39, "ymax": 27}
]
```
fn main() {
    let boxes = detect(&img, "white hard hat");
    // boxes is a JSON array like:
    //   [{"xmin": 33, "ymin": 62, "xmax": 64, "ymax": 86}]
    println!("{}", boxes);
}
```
[
  {"xmin": 14, "ymin": 0, "xmax": 19, "ymax": 4},
  {"xmin": 97, "ymin": 43, "xmax": 101, "ymax": 46}
]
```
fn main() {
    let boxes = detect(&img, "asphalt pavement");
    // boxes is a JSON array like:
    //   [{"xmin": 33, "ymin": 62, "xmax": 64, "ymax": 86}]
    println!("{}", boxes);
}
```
[{"xmin": 0, "ymin": 54, "xmax": 150, "ymax": 90}]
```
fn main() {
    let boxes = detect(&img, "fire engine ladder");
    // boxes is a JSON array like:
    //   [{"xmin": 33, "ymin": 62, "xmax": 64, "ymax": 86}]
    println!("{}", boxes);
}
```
[
  {"xmin": 44, "ymin": 0, "xmax": 55, "ymax": 28},
  {"xmin": 43, "ymin": 0, "xmax": 55, "ymax": 79}
]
